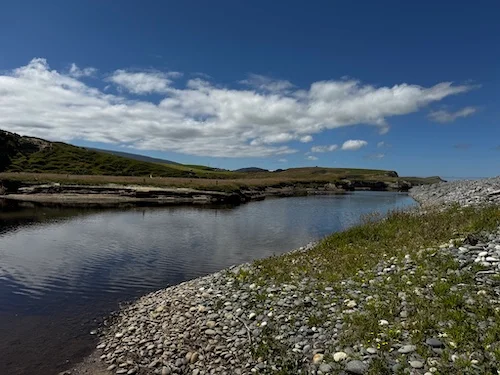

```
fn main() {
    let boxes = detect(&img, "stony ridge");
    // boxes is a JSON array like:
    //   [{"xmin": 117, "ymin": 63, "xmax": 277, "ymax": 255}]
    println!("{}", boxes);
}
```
[{"xmin": 410, "ymin": 177, "xmax": 500, "ymax": 207}]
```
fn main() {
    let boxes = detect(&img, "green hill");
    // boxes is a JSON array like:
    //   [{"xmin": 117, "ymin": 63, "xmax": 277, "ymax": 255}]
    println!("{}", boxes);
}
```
[
  {"xmin": 86, "ymin": 147, "xmax": 181, "ymax": 166},
  {"xmin": 0, "ymin": 130, "xmax": 194, "ymax": 177},
  {"xmin": 0, "ymin": 129, "xmax": 442, "ymax": 188}
]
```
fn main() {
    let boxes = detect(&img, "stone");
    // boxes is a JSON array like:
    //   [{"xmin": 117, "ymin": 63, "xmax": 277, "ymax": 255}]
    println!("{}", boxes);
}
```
[
  {"xmin": 345, "ymin": 360, "xmax": 368, "ymax": 374},
  {"xmin": 333, "ymin": 351, "xmax": 348, "ymax": 362},
  {"xmin": 425, "ymin": 338, "xmax": 444, "ymax": 348},
  {"xmin": 312, "ymin": 353, "xmax": 324, "ymax": 364},
  {"xmin": 205, "ymin": 329, "xmax": 216, "ymax": 335},
  {"xmin": 161, "ymin": 367, "xmax": 171, "ymax": 375},
  {"xmin": 409, "ymin": 360, "xmax": 424, "ymax": 369},
  {"xmin": 190, "ymin": 352, "xmax": 199, "ymax": 363},
  {"xmin": 346, "ymin": 300, "xmax": 357, "ymax": 308},
  {"xmin": 398, "ymin": 344, "xmax": 417, "ymax": 354},
  {"xmin": 206, "ymin": 320, "xmax": 216, "ymax": 329},
  {"xmin": 366, "ymin": 347, "xmax": 377, "ymax": 354},
  {"xmin": 319, "ymin": 363, "xmax": 332, "ymax": 372}
]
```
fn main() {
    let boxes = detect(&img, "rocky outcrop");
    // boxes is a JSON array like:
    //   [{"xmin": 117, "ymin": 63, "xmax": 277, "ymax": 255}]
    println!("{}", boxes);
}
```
[{"xmin": 0, "ymin": 184, "xmax": 244, "ymax": 207}]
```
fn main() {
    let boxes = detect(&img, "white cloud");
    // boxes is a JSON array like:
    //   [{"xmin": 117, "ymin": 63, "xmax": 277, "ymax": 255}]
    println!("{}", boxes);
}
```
[
  {"xmin": 240, "ymin": 74, "xmax": 294, "ymax": 93},
  {"xmin": 428, "ymin": 106, "xmax": 477, "ymax": 123},
  {"xmin": 377, "ymin": 141, "xmax": 385, "ymax": 148},
  {"xmin": 108, "ymin": 69, "xmax": 181, "ymax": 94},
  {"xmin": 365, "ymin": 153, "xmax": 385, "ymax": 159},
  {"xmin": 311, "ymin": 144, "xmax": 338, "ymax": 153},
  {"xmin": 0, "ymin": 58, "xmax": 477, "ymax": 158},
  {"xmin": 299, "ymin": 135, "xmax": 313, "ymax": 143},
  {"xmin": 278, "ymin": 158, "xmax": 288, "ymax": 162},
  {"xmin": 378, "ymin": 126, "xmax": 390, "ymax": 135},
  {"xmin": 341, "ymin": 140, "xmax": 368, "ymax": 151},
  {"xmin": 69, "ymin": 63, "xmax": 97, "ymax": 78},
  {"xmin": 306, "ymin": 155, "xmax": 318, "ymax": 161}
]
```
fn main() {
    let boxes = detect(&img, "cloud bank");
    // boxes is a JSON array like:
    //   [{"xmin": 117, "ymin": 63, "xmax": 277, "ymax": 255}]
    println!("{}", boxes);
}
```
[{"xmin": 0, "ymin": 58, "xmax": 476, "ymax": 158}]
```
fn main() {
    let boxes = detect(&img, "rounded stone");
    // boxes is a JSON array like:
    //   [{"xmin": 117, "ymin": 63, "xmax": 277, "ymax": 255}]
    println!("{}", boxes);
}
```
[
  {"xmin": 409, "ymin": 360, "xmax": 424, "ymax": 369},
  {"xmin": 398, "ymin": 345, "xmax": 416, "ymax": 354},
  {"xmin": 345, "ymin": 360, "xmax": 368, "ymax": 374},
  {"xmin": 312, "ymin": 353, "xmax": 324, "ymax": 364},
  {"xmin": 425, "ymin": 338, "xmax": 444, "ymax": 348},
  {"xmin": 333, "ymin": 351, "xmax": 348, "ymax": 362},
  {"xmin": 319, "ymin": 363, "xmax": 332, "ymax": 373}
]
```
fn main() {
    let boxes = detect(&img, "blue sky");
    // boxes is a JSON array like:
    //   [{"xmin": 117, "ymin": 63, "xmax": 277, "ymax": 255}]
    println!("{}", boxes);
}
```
[{"xmin": 0, "ymin": 0, "xmax": 499, "ymax": 177}]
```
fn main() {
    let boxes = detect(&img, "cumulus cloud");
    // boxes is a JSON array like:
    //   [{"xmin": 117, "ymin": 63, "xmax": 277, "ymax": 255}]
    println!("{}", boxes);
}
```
[
  {"xmin": 306, "ymin": 155, "xmax": 318, "ymax": 161},
  {"xmin": 69, "ymin": 63, "xmax": 97, "ymax": 78},
  {"xmin": 108, "ymin": 69, "xmax": 181, "ymax": 94},
  {"xmin": 311, "ymin": 144, "xmax": 338, "ymax": 153},
  {"xmin": 428, "ymin": 106, "xmax": 477, "ymax": 123},
  {"xmin": 341, "ymin": 140, "xmax": 368, "ymax": 151},
  {"xmin": 0, "ymin": 58, "xmax": 477, "ymax": 158}
]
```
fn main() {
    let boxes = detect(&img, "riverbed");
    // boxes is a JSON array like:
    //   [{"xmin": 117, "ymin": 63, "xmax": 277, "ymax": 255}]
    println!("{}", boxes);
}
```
[{"xmin": 0, "ymin": 192, "xmax": 414, "ymax": 375}]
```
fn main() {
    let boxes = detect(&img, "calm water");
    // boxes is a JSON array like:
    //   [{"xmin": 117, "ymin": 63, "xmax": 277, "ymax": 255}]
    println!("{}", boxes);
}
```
[{"xmin": 0, "ymin": 192, "xmax": 414, "ymax": 374}]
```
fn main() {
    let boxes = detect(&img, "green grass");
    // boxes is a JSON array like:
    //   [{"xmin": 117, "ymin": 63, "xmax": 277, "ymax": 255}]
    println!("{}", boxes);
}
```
[
  {"xmin": 247, "ymin": 205, "xmax": 500, "ymax": 285},
  {"xmin": 232, "ymin": 204, "xmax": 500, "ymax": 374}
]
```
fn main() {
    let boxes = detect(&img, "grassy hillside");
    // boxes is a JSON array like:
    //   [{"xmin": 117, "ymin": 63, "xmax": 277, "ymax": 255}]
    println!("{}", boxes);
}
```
[
  {"xmin": 0, "ymin": 129, "xmax": 442, "ymax": 190},
  {"xmin": 86, "ymin": 147, "xmax": 181, "ymax": 166},
  {"xmin": 0, "ymin": 130, "xmax": 231, "ymax": 178}
]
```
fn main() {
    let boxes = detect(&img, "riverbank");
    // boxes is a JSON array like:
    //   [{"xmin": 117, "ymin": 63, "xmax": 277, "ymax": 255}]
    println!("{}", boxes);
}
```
[
  {"xmin": 0, "ymin": 182, "xmax": 348, "ymax": 208},
  {"xmin": 0, "ymin": 171, "xmax": 434, "ymax": 208},
  {"xmin": 71, "ymin": 178, "xmax": 500, "ymax": 375}
]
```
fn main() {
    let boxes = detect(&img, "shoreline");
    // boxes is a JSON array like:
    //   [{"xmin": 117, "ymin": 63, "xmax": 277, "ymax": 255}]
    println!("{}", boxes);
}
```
[
  {"xmin": 71, "ymin": 177, "xmax": 499, "ymax": 374},
  {"xmin": 0, "ymin": 182, "xmax": 411, "ymax": 209}
]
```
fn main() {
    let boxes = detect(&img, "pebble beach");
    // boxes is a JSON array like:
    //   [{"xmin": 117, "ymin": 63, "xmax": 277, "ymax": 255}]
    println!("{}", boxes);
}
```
[{"xmin": 75, "ymin": 177, "xmax": 500, "ymax": 375}]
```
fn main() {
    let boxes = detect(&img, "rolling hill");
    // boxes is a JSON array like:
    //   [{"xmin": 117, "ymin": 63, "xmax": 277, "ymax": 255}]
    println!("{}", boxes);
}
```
[
  {"xmin": 86, "ymin": 147, "xmax": 180, "ymax": 165},
  {"xmin": 0, "ymin": 129, "xmax": 443, "ymax": 190},
  {"xmin": 0, "ymin": 130, "xmax": 194, "ymax": 177}
]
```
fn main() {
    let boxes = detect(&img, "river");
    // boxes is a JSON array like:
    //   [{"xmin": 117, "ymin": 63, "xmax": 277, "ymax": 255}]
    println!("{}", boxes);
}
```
[{"xmin": 0, "ymin": 192, "xmax": 415, "ymax": 374}]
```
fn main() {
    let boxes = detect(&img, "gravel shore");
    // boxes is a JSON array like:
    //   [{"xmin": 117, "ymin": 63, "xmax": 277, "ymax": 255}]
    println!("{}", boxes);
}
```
[
  {"xmin": 73, "ymin": 177, "xmax": 500, "ymax": 375},
  {"xmin": 410, "ymin": 177, "xmax": 500, "ymax": 207}
]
